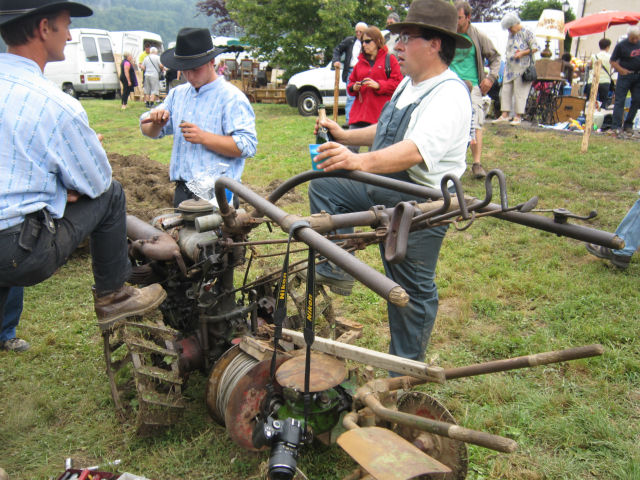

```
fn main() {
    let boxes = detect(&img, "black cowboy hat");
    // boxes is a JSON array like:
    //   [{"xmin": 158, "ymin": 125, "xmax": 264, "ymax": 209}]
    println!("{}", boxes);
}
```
[
  {"xmin": 388, "ymin": 0, "xmax": 471, "ymax": 49},
  {"xmin": 0, "ymin": 0, "xmax": 92, "ymax": 27},
  {"xmin": 161, "ymin": 28, "xmax": 226, "ymax": 71}
]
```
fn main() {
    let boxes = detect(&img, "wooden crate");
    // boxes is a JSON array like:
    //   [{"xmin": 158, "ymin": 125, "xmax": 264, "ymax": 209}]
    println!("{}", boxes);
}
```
[
  {"xmin": 536, "ymin": 59, "xmax": 563, "ymax": 81},
  {"xmin": 253, "ymin": 88, "xmax": 286, "ymax": 104},
  {"xmin": 555, "ymin": 95, "xmax": 585, "ymax": 122}
]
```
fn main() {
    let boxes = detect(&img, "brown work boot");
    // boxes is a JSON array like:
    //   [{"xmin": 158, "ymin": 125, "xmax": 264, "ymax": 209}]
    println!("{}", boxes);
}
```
[
  {"xmin": 93, "ymin": 284, "xmax": 167, "ymax": 331},
  {"xmin": 471, "ymin": 163, "xmax": 486, "ymax": 179}
]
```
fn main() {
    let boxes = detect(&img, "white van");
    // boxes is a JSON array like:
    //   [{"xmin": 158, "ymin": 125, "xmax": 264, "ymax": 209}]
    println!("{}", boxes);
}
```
[
  {"xmin": 44, "ymin": 28, "xmax": 119, "ymax": 98},
  {"xmin": 285, "ymin": 63, "xmax": 347, "ymax": 116},
  {"xmin": 109, "ymin": 30, "xmax": 164, "ymax": 63}
]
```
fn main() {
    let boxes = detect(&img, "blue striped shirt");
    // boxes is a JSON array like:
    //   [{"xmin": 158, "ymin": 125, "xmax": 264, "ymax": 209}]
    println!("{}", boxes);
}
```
[
  {"xmin": 0, "ymin": 53, "xmax": 111, "ymax": 231},
  {"xmin": 142, "ymin": 76, "xmax": 257, "ymax": 183}
]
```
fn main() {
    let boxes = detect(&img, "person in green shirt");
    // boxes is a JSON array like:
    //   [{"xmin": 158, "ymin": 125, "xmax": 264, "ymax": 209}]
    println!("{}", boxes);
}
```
[{"xmin": 450, "ymin": 1, "xmax": 501, "ymax": 179}]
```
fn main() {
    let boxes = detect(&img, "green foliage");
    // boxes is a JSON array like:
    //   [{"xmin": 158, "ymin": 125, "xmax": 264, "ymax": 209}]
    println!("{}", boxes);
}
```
[
  {"xmin": 467, "ymin": 0, "xmax": 516, "ymax": 22},
  {"xmin": 519, "ymin": 0, "xmax": 574, "ymax": 22},
  {"xmin": 222, "ymin": 0, "xmax": 406, "ymax": 78}
]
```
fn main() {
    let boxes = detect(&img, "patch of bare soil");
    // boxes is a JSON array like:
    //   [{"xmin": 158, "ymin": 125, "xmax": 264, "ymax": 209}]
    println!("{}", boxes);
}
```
[
  {"xmin": 108, "ymin": 153, "xmax": 173, "ymax": 221},
  {"xmin": 109, "ymin": 153, "xmax": 303, "ymax": 221},
  {"xmin": 244, "ymin": 179, "xmax": 304, "ymax": 207}
]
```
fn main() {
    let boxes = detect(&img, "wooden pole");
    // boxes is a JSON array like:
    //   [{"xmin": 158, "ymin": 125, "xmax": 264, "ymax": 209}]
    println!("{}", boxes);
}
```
[
  {"xmin": 333, "ymin": 65, "xmax": 341, "ymax": 122},
  {"xmin": 581, "ymin": 59, "xmax": 601, "ymax": 153},
  {"xmin": 280, "ymin": 327, "xmax": 445, "ymax": 382}
]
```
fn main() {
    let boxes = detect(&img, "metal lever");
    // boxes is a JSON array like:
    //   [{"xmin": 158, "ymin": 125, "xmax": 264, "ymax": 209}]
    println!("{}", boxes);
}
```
[
  {"xmin": 535, "ymin": 208, "xmax": 597, "ymax": 224},
  {"xmin": 384, "ymin": 201, "xmax": 415, "ymax": 264}
]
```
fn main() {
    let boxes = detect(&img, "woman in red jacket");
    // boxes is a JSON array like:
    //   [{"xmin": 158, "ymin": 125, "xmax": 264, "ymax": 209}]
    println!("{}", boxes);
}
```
[{"xmin": 347, "ymin": 26, "xmax": 403, "ymax": 151}]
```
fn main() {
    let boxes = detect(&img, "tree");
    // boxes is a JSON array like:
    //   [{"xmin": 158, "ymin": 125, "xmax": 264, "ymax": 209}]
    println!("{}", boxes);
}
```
[
  {"xmin": 467, "ymin": 0, "xmax": 515, "ymax": 22},
  {"xmin": 519, "ymin": 0, "xmax": 575, "ymax": 52},
  {"xmin": 198, "ymin": 0, "xmax": 408, "ymax": 78},
  {"xmin": 197, "ymin": 0, "xmax": 239, "ymax": 36}
]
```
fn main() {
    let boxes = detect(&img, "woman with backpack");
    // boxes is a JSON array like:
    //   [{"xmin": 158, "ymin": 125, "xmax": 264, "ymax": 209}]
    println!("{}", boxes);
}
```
[{"xmin": 347, "ymin": 26, "xmax": 403, "ymax": 152}]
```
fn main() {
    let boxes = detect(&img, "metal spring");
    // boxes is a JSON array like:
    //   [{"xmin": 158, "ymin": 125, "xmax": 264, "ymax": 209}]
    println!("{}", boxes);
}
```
[{"xmin": 216, "ymin": 351, "xmax": 259, "ymax": 420}]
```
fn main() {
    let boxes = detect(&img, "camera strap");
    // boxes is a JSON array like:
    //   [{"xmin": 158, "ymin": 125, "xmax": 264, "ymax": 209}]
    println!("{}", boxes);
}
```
[
  {"xmin": 302, "ymin": 243, "xmax": 315, "ymax": 440},
  {"xmin": 265, "ymin": 220, "xmax": 313, "ymax": 416}
]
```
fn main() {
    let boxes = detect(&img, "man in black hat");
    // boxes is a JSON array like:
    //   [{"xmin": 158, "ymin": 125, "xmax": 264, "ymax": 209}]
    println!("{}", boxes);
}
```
[
  {"xmin": 308, "ymin": 0, "xmax": 472, "ymax": 367},
  {"xmin": 140, "ymin": 27, "xmax": 257, "ymax": 208},
  {"xmin": 0, "ymin": 1, "xmax": 167, "ymax": 341}
]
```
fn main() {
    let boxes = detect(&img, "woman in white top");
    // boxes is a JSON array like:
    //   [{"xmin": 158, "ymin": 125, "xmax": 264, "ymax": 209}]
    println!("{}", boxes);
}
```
[
  {"xmin": 585, "ymin": 38, "xmax": 615, "ymax": 109},
  {"xmin": 493, "ymin": 13, "xmax": 538, "ymax": 126}
]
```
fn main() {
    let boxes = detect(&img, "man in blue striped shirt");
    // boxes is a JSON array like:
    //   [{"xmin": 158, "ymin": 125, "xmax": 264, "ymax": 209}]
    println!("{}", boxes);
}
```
[
  {"xmin": 0, "ymin": 0, "xmax": 166, "ymax": 336},
  {"xmin": 140, "ymin": 28, "xmax": 257, "ymax": 207}
]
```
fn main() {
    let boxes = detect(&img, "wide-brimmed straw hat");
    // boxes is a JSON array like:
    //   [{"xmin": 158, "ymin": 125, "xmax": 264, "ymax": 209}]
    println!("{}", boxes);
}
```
[
  {"xmin": 161, "ymin": 28, "xmax": 226, "ymax": 71},
  {"xmin": 0, "ymin": 0, "xmax": 92, "ymax": 27},
  {"xmin": 388, "ymin": 0, "xmax": 471, "ymax": 49}
]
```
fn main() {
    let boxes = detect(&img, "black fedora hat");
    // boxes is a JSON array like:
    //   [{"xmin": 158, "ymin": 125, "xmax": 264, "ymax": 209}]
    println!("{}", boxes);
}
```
[
  {"xmin": 389, "ymin": 0, "xmax": 471, "ymax": 49},
  {"xmin": 0, "ymin": 0, "xmax": 92, "ymax": 27},
  {"xmin": 161, "ymin": 28, "xmax": 226, "ymax": 71}
]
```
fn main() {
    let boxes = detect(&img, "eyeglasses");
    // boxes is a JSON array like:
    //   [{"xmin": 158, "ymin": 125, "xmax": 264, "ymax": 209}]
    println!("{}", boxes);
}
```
[
  {"xmin": 362, "ymin": 39, "xmax": 374, "ymax": 44},
  {"xmin": 397, "ymin": 33, "xmax": 423, "ymax": 44}
]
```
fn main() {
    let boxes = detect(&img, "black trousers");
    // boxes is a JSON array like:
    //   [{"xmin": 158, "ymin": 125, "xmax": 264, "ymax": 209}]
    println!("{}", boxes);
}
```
[
  {"xmin": 121, "ymin": 82, "xmax": 134, "ymax": 105},
  {"xmin": 0, "ymin": 181, "xmax": 132, "ymax": 326}
]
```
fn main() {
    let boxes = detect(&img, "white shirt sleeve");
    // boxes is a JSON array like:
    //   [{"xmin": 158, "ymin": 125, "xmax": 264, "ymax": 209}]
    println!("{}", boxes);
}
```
[{"xmin": 406, "ymin": 80, "xmax": 471, "ymax": 184}]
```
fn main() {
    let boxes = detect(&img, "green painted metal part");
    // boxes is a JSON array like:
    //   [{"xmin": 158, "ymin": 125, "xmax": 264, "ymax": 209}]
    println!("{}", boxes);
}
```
[{"xmin": 276, "ymin": 386, "xmax": 343, "ymax": 435}]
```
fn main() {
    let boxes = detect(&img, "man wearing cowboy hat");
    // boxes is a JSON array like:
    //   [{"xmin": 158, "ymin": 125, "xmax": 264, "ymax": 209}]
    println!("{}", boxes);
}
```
[
  {"xmin": 0, "ymin": 1, "xmax": 167, "ymax": 343},
  {"xmin": 308, "ymin": 0, "xmax": 472, "ymax": 366},
  {"xmin": 140, "ymin": 27, "xmax": 257, "ymax": 208}
]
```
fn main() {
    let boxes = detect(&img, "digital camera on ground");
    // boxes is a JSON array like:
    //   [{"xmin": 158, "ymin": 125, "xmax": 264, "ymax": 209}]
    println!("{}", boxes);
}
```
[{"xmin": 252, "ymin": 416, "xmax": 303, "ymax": 480}]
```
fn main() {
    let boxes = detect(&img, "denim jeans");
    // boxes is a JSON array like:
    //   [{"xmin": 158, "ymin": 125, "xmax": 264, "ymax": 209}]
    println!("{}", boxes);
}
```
[
  {"xmin": 614, "ymin": 194, "xmax": 640, "ymax": 257},
  {"xmin": 611, "ymin": 72, "xmax": 640, "ymax": 130},
  {"xmin": 309, "ymin": 176, "xmax": 448, "ymax": 363},
  {"xmin": 345, "ymin": 68, "xmax": 355, "ymax": 123},
  {"xmin": 0, "ymin": 181, "xmax": 131, "ymax": 328},
  {"xmin": 0, "ymin": 287, "xmax": 23, "ymax": 342}
]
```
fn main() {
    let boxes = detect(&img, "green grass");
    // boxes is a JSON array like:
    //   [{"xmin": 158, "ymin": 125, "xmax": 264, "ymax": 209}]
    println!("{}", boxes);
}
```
[{"xmin": 1, "ymin": 99, "xmax": 639, "ymax": 479}]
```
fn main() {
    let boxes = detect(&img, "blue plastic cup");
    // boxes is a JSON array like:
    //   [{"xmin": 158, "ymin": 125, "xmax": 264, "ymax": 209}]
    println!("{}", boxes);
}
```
[{"xmin": 309, "ymin": 144, "xmax": 323, "ymax": 171}]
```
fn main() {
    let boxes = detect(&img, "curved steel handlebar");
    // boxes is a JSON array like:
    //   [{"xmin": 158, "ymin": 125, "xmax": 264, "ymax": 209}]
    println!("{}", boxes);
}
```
[
  {"xmin": 215, "ymin": 176, "xmax": 409, "ymax": 307},
  {"xmin": 260, "ymin": 170, "xmax": 623, "ymax": 250}
]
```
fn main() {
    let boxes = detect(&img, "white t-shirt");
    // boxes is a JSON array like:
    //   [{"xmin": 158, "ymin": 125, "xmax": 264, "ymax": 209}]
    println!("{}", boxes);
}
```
[
  {"xmin": 142, "ymin": 54, "xmax": 161, "ymax": 77},
  {"xmin": 588, "ymin": 51, "xmax": 615, "ymax": 83},
  {"xmin": 390, "ymin": 70, "xmax": 471, "ymax": 189},
  {"xmin": 350, "ymin": 40, "xmax": 361, "ymax": 68}
]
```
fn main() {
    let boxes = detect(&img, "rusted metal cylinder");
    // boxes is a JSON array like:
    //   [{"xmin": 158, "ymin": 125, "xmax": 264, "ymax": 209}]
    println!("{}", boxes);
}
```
[
  {"xmin": 215, "ymin": 177, "xmax": 409, "ymax": 307},
  {"xmin": 383, "ymin": 344, "xmax": 605, "ymax": 392},
  {"xmin": 443, "ymin": 344, "xmax": 605, "ymax": 380},
  {"xmin": 126, "ymin": 214, "xmax": 181, "ymax": 261}
]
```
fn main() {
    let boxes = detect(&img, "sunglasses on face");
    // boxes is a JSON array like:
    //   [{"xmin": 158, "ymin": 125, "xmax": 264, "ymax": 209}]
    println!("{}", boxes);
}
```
[{"xmin": 362, "ymin": 39, "xmax": 374, "ymax": 44}]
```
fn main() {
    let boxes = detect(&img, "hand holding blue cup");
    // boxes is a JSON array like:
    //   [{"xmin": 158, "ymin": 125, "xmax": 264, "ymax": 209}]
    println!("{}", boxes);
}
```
[{"xmin": 309, "ymin": 144, "xmax": 323, "ymax": 171}]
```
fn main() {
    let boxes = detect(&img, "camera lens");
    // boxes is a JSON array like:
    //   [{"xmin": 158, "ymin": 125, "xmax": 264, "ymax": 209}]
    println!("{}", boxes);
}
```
[
  {"xmin": 268, "ymin": 443, "xmax": 297, "ymax": 480},
  {"xmin": 268, "ymin": 466, "xmax": 295, "ymax": 480}
]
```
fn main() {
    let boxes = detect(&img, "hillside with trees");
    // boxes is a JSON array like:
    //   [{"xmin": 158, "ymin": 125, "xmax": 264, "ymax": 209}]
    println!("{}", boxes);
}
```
[
  {"xmin": 0, "ymin": 0, "xmax": 214, "ymax": 51},
  {"xmin": 73, "ymin": 0, "xmax": 213, "ymax": 46}
]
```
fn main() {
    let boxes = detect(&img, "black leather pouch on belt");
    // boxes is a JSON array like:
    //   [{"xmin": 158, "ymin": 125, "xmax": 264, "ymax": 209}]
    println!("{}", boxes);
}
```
[{"xmin": 18, "ymin": 210, "xmax": 56, "ymax": 252}]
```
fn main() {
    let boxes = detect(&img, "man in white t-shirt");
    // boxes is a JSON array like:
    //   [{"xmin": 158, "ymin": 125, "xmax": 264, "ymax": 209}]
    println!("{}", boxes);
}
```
[
  {"xmin": 141, "ymin": 46, "xmax": 164, "ymax": 108},
  {"xmin": 309, "ymin": 0, "xmax": 471, "ymax": 366}
]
